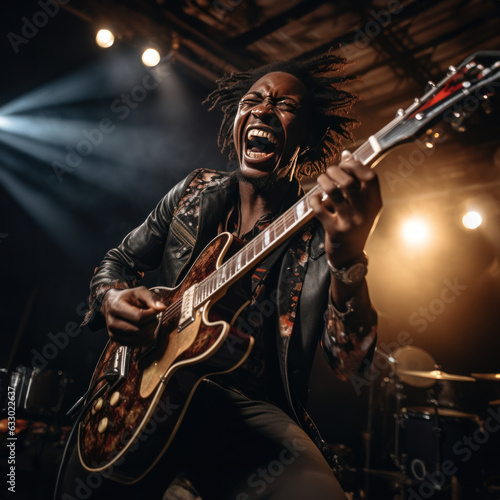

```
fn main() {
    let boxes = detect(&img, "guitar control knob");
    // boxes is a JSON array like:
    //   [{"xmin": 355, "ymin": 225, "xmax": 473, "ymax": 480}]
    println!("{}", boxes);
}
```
[
  {"xmin": 98, "ymin": 417, "xmax": 108, "ymax": 433},
  {"xmin": 94, "ymin": 398, "xmax": 103, "ymax": 412},
  {"xmin": 110, "ymin": 391, "xmax": 121, "ymax": 406}
]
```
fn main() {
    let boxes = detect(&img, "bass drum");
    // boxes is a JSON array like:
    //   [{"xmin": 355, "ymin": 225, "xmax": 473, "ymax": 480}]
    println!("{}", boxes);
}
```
[
  {"xmin": 400, "ymin": 406, "xmax": 480, "ymax": 485},
  {"xmin": 8, "ymin": 366, "xmax": 70, "ymax": 418}
]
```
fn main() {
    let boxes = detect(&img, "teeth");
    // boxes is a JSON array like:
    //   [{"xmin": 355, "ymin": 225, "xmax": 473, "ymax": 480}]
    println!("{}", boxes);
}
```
[
  {"xmin": 246, "ymin": 128, "xmax": 278, "ymax": 144},
  {"xmin": 246, "ymin": 149, "xmax": 271, "ymax": 158}
]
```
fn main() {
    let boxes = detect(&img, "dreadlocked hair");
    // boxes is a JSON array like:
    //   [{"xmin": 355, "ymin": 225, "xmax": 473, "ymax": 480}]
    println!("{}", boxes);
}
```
[{"xmin": 203, "ymin": 50, "xmax": 358, "ymax": 179}]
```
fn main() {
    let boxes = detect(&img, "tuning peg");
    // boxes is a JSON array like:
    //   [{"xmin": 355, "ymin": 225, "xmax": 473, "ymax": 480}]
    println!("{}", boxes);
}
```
[{"xmin": 425, "ymin": 81, "xmax": 436, "ymax": 92}]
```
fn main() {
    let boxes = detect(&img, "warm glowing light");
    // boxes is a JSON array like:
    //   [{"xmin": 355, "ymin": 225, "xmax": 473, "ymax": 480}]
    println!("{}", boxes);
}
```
[
  {"xmin": 96, "ymin": 29, "xmax": 115, "ymax": 48},
  {"xmin": 142, "ymin": 48, "xmax": 161, "ymax": 67},
  {"xmin": 401, "ymin": 218, "xmax": 429, "ymax": 245},
  {"xmin": 462, "ymin": 211, "xmax": 482, "ymax": 229}
]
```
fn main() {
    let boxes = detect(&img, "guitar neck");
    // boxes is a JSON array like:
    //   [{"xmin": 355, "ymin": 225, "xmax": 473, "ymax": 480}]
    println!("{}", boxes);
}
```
[{"xmin": 194, "ymin": 138, "xmax": 383, "ymax": 306}]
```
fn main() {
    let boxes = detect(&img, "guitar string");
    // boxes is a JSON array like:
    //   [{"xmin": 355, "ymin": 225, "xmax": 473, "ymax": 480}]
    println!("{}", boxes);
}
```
[
  {"xmin": 156, "ymin": 193, "xmax": 318, "ymax": 326},
  {"xmin": 157, "ymin": 109, "xmax": 409, "ymax": 326},
  {"xmin": 157, "ymin": 154, "xmax": 373, "ymax": 325}
]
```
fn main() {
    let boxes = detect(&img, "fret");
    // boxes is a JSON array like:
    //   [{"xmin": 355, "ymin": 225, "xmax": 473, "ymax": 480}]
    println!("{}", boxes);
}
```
[
  {"xmin": 295, "ymin": 199, "xmax": 305, "ymax": 220},
  {"xmin": 254, "ymin": 236, "xmax": 263, "ymax": 256},
  {"xmin": 246, "ymin": 242, "xmax": 255, "ymax": 261},
  {"xmin": 275, "ymin": 216, "xmax": 285, "ymax": 236},
  {"xmin": 353, "ymin": 140, "xmax": 376, "ymax": 166},
  {"xmin": 263, "ymin": 229, "xmax": 270, "ymax": 248},
  {"xmin": 227, "ymin": 258, "xmax": 235, "ymax": 280},
  {"xmin": 303, "ymin": 195, "xmax": 312, "ymax": 213},
  {"xmin": 271, "ymin": 224, "xmax": 277, "ymax": 244}
]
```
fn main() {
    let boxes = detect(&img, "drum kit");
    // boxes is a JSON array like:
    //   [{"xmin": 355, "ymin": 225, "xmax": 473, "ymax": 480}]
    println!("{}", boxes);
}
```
[{"xmin": 364, "ymin": 346, "xmax": 500, "ymax": 498}]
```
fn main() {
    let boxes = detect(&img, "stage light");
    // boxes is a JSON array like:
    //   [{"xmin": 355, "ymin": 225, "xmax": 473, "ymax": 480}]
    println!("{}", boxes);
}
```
[
  {"xmin": 142, "ymin": 48, "xmax": 161, "ymax": 67},
  {"xmin": 401, "ymin": 218, "xmax": 429, "ymax": 245},
  {"xmin": 96, "ymin": 29, "xmax": 115, "ymax": 49},
  {"xmin": 0, "ymin": 116, "xmax": 8, "ymax": 129},
  {"xmin": 462, "ymin": 211, "xmax": 482, "ymax": 229}
]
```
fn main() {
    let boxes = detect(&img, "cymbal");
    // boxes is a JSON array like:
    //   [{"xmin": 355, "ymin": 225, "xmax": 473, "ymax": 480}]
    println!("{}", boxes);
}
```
[
  {"xmin": 397, "ymin": 369, "xmax": 476, "ymax": 382},
  {"xmin": 489, "ymin": 399, "xmax": 500, "ymax": 406},
  {"xmin": 471, "ymin": 373, "xmax": 500, "ymax": 381},
  {"xmin": 392, "ymin": 346, "xmax": 436, "ymax": 388}
]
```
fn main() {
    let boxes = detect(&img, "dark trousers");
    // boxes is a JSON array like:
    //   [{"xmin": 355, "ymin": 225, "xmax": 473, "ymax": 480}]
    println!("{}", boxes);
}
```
[{"xmin": 61, "ymin": 380, "xmax": 346, "ymax": 500}]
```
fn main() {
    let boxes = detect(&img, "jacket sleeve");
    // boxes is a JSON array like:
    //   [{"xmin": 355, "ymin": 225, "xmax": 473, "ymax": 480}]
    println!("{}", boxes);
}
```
[
  {"xmin": 320, "ymin": 280, "xmax": 377, "ymax": 381},
  {"xmin": 82, "ymin": 171, "xmax": 197, "ymax": 329}
]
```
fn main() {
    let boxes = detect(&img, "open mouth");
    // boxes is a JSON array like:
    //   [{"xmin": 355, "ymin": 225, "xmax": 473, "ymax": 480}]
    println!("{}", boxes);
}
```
[{"xmin": 245, "ymin": 128, "xmax": 279, "ymax": 160}]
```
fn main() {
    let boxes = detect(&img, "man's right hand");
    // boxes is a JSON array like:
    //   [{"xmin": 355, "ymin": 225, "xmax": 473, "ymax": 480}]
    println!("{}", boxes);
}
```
[{"xmin": 101, "ymin": 286, "xmax": 167, "ymax": 347}]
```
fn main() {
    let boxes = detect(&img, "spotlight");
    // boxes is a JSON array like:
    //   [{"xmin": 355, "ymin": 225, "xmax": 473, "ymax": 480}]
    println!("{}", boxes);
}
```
[
  {"xmin": 142, "ymin": 48, "xmax": 161, "ymax": 67},
  {"xmin": 462, "ymin": 211, "xmax": 482, "ymax": 230},
  {"xmin": 96, "ymin": 29, "xmax": 115, "ymax": 48},
  {"xmin": 401, "ymin": 218, "xmax": 429, "ymax": 246}
]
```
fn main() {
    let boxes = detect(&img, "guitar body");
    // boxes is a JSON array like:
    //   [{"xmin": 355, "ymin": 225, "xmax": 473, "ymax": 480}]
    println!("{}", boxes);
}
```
[
  {"xmin": 78, "ymin": 232, "xmax": 254, "ymax": 483},
  {"xmin": 76, "ymin": 49, "xmax": 500, "ymax": 485}
]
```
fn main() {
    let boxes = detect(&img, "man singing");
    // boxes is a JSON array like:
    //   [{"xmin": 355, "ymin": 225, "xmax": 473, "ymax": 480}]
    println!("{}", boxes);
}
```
[{"xmin": 63, "ymin": 51, "xmax": 382, "ymax": 499}]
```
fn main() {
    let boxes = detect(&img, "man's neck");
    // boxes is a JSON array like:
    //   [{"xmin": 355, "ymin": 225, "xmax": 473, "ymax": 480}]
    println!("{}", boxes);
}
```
[{"xmin": 237, "ymin": 176, "xmax": 292, "ymax": 235}]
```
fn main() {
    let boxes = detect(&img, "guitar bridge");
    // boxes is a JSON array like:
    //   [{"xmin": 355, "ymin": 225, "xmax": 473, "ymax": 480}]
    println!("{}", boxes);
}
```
[{"xmin": 178, "ymin": 285, "xmax": 196, "ymax": 331}]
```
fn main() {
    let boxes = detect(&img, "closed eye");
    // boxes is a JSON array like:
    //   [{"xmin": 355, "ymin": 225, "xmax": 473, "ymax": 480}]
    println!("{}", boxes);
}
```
[{"xmin": 275, "ymin": 100, "xmax": 300, "ymax": 112}]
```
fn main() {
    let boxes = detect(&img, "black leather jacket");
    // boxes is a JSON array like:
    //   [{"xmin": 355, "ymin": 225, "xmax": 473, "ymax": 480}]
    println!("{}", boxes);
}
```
[{"xmin": 86, "ymin": 169, "xmax": 377, "ymax": 446}]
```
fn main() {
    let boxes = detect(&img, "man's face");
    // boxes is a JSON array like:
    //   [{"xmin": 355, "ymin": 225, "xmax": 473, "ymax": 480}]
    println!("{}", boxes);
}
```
[{"xmin": 233, "ymin": 71, "xmax": 309, "ymax": 182}]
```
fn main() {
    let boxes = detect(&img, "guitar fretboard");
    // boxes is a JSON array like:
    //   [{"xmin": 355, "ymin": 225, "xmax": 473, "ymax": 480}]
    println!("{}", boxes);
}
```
[{"xmin": 193, "ymin": 139, "xmax": 381, "ymax": 307}]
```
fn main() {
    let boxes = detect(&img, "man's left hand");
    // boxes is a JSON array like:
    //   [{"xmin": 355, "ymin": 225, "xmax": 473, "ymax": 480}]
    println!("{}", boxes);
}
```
[{"xmin": 310, "ymin": 150, "xmax": 382, "ymax": 267}]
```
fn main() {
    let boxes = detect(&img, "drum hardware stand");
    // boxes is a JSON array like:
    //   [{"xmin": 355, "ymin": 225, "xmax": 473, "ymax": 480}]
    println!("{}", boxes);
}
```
[
  {"xmin": 391, "ymin": 373, "xmax": 406, "ymax": 471},
  {"xmin": 427, "ymin": 383, "xmax": 444, "ymax": 490}
]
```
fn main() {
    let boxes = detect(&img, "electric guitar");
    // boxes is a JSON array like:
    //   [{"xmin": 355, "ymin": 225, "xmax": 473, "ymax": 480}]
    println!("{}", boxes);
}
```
[{"xmin": 78, "ymin": 51, "xmax": 500, "ymax": 483}]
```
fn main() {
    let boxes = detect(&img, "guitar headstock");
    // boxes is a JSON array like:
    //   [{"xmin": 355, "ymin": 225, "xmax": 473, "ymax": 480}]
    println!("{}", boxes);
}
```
[{"xmin": 376, "ymin": 51, "xmax": 500, "ymax": 152}]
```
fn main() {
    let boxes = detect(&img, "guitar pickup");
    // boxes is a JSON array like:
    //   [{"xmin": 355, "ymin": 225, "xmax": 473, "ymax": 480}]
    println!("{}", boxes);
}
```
[
  {"xmin": 178, "ymin": 285, "xmax": 196, "ymax": 331},
  {"xmin": 108, "ymin": 345, "xmax": 132, "ymax": 391}
]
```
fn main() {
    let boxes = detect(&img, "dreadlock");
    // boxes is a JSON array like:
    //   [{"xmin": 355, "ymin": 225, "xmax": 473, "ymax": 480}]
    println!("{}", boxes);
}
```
[{"xmin": 203, "ymin": 50, "xmax": 358, "ymax": 179}]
